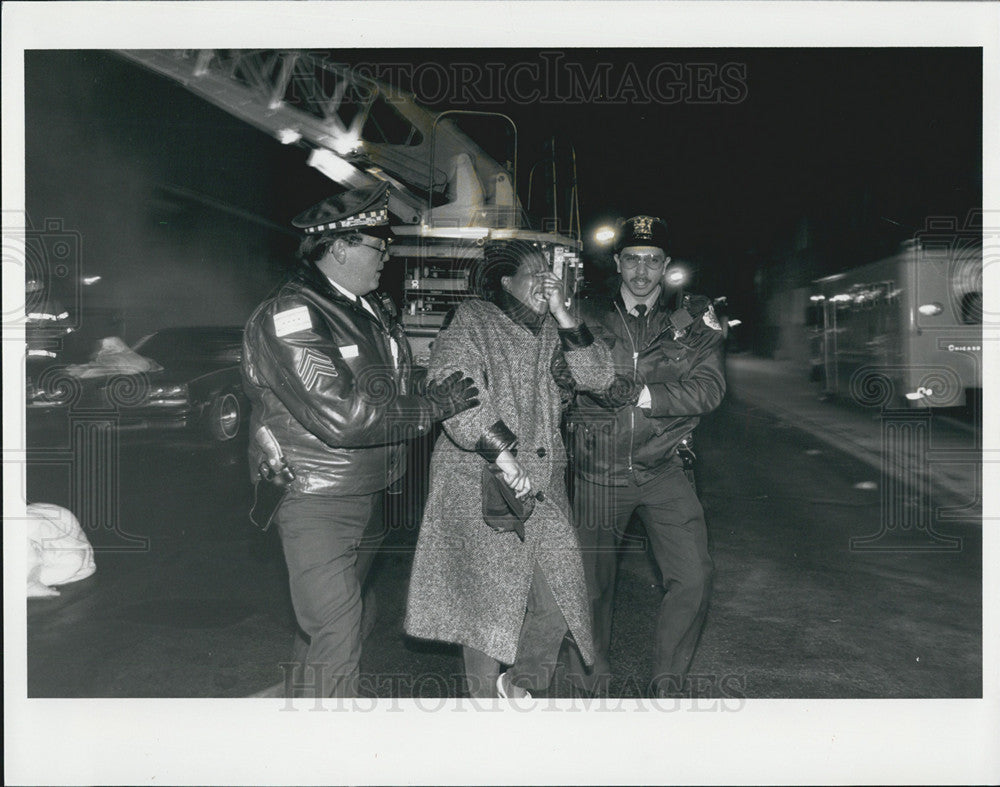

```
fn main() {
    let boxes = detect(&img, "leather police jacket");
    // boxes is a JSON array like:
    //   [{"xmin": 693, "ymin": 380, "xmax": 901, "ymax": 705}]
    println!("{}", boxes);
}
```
[
  {"xmin": 567, "ymin": 288, "xmax": 726, "ymax": 487},
  {"xmin": 241, "ymin": 265, "xmax": 435, "ymax": 495}
]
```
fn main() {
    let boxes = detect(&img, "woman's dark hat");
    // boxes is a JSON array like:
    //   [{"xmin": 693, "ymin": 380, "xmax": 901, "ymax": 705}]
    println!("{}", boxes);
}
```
[
  {"xmin": 292, "ymin": 182, "xmax": 391, "ymax": 235},
  {"xmin": 614, "ymin": 215, "xmax": 668, "ymax": 253}
]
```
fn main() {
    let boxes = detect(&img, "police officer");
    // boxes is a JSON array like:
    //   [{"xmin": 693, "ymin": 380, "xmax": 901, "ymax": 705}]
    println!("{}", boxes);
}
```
[
  {"xmin": 242, "ymin": 183, "xmax": 478, "ymax": 699},
  {"xmin": 565, "ymin": 215, "xmax": 726, "ymax": 696}
]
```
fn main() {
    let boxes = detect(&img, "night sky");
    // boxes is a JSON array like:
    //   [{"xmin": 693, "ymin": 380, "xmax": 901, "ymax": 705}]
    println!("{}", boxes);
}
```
[{"xmin": 25, "ymin": 48, "xmax": 981, "ymax": 342}]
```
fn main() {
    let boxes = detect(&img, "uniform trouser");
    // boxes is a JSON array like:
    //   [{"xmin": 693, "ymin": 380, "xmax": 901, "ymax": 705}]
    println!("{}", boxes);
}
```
[
  {"xmin": 462, "ymin": 561, "xmax": 569, "ymax": 698},
  {"xmin": 567, "ymin": 460, "xmax": 714, "ymax": 693},
  {"xmin": 276, "ymin": 488, "xmax": 385, "ymax": 698}
]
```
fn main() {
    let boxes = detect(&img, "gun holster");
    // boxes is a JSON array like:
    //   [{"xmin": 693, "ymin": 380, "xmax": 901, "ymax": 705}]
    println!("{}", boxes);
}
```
[
  {"xmin": 250, "ymin": 478, "xmax": 287, "ymax": 533},
  {"xmin": 249, "ymin": 426, "xmax": 295, "ymax": 532},
  {"xmin": 676, "ymin": 436, "xmax": 697, "ymax": 492}
]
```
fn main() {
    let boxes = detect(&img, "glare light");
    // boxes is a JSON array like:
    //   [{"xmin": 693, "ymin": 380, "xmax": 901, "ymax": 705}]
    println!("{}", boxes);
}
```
[
  {"xmin": 276, "ymin": 128, "xmax": 302, "ymax": 145},
  {"xmin": 148, "ymin": 383, "xmax": 189, "ymax": 405},
  {"xmin": 594, "ymin": 226, "xmax": 616, "ymax": 244},
  {"xmin": 809, "ymin": 295, "xmax": 825, "ymax": 302},
  {"xmin": 918, "ymin": 302, "xmax": 944, "ymax": 316},
  {"xmin": 905, "ymin": 387, "xmax": 933, "ymax": 400},
  {"xmin": 82, "ymin": 276, "xmax": 102, "ymax": 286},
  {"xmin": 665, "ymin": 267, "xmax": 688, "ymax": 287},
  {"xmin": 307, "ymin": 148, "xmax": 361, "ymax": 186},
  {"xmin": 727, "ymin": 318, "xmax": 742, "ymax": 328},
  {"xmin": 151, "ymin": 384, "xmax": 187, "ymax": 397},
  {"xmin": 331, "ymin": 131, "xmax": 362, "ymax": 156}
]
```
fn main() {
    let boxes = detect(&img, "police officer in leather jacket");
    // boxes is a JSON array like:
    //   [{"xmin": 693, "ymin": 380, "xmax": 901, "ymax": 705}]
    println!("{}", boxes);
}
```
[
  {"xmin": 565, "ymin": 215, "xmax": 726, "ymax": 697},
  {"xmin": 242, "ymin": 183, "xmax": 478, "ymax": 698}
]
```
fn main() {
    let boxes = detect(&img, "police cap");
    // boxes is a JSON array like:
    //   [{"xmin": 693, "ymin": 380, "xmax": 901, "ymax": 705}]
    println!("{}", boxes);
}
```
[
  {"xmin": 292, "ymin": 182, "xmax": 392, "ymax": 237},
  {"xmin": 615, "ymin": 215, "xmax": 668, "ymax": 254}
]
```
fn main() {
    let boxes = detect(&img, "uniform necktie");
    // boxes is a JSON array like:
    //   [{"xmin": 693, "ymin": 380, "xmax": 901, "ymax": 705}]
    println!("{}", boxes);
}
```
[{"xmin": 634, "ymin": 303, "xmax": 647, "ymax": 348}]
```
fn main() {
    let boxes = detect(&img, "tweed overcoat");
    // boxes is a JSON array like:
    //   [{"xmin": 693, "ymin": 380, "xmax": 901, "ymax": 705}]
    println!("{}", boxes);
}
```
[{"xmin": 405, "ymin": 298, "xmax": 614, "ymax": 665}]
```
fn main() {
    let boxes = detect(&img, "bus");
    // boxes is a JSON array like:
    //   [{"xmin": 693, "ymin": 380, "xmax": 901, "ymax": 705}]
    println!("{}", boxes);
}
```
[{"xmin": 807, "ymin": 238, "xmax": 982, "ymax": 409}]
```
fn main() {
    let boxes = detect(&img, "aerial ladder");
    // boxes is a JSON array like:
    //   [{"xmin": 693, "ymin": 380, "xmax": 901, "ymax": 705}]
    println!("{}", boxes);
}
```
[{"xmin": 117, "ymin": 50, "xmax": 583, "ymax": 358}]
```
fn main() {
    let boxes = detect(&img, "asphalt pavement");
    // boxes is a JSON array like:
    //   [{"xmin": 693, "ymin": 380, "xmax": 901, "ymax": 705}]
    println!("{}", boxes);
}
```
[{"xmin": 24, "ymin": 354, "xmax": 983, "ymax": 699}]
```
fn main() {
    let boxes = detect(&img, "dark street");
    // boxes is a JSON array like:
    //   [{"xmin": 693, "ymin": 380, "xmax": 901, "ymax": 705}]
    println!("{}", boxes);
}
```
[
  {"xmin": 6, "ymin": 10, "xmax": 996, "ymax": 783},
  {"xmin": 25, "ymin": 356, "xmax": 982, "ymax": 700}
]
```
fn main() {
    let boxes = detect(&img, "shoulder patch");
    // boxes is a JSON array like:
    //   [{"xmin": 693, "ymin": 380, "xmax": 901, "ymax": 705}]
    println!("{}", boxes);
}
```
[
  {"xmin": 702, "ymin": 304, "xmax": 722, "ymax": 331},
  {"xmin": 296, "ymin": 348, "xmax": 339, "ymax": 389},
  {"xmin": 273, "ymin": 305, "xmax": 312, "ymax": 337},
  {"xmin": 683, "ymin": 293, "xmax": 710, "ymax": 313}
]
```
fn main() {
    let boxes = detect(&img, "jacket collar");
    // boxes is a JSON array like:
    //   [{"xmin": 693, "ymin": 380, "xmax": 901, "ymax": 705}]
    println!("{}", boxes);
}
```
[
  {"xmin": 613, "ymin": 287, "xmax": 669, "ymax": 320},
  {"xmin": 498, "ymin": 289, "xmax": 547, "ymax": 335},
  {"xmin": 295, "ymin": 264, "xmax": 376, "ymax": 312},
  {"xmin": 294, "ymin": 263, "xmax": 344, "ymax": 302},
  {"xmin": 619, "ymin": 283, "xmax": 663, "ymax": 316},
  {"xmin": 293, "ymin": 264, "xmax": 402, "ymax": 337}
]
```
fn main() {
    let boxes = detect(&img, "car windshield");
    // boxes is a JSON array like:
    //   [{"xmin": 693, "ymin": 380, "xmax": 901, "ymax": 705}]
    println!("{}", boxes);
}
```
[{"xmin": 133, "ymin": 330, "xmax": 243, "ymax": 365}]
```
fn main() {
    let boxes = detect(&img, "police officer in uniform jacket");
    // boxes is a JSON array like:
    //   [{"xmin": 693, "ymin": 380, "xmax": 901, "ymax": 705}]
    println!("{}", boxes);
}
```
[
  {"xmin": 242, "ymin": 183, "xmax": 478, "ymax": 698},
  {"xmin": 565, "ymin": 214, "xmax": 726, "ymax": 696}
]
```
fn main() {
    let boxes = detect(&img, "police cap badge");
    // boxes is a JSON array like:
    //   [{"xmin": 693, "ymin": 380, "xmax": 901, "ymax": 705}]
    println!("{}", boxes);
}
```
[{"xmin": 615, "ymin": 214, "xmax": 668, "ymax": 253}]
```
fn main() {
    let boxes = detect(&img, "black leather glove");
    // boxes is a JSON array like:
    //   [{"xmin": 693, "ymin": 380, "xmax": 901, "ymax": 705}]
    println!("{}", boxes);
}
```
[
  {"xmin": 422, "ymin": 370, "xmax": 480, "ymax": 421},
  {"xmin": 600, "ymin": 374, "xmax": 641, "ymax": 408}
]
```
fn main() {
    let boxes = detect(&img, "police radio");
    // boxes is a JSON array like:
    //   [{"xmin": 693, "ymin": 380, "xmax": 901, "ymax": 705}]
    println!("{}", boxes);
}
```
[{"xmin": 549, "ymin": 245, "xmax": 583, "ymax": 308}]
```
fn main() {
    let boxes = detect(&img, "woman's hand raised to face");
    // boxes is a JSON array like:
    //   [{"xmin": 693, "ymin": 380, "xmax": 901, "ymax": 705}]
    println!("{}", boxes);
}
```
[{"xmin": 539, "ymin": 273, "xmax": 578, "ymax": 329}]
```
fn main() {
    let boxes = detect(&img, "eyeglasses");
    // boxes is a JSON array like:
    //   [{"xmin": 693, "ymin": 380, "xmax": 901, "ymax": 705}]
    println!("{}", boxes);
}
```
[
  {"xmin": 355, "ymin": 237, "xmax": 392, "ymax": 254},
  {"xmin": 619, "ymin": 253, "xmax": 666, "ymax": 271}
]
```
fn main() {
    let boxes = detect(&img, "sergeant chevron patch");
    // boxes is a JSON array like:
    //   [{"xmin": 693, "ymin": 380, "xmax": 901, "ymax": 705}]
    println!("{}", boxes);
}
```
[{"xmin": 297, "ymin": 348, "xmax": 339, "ymax": 389}]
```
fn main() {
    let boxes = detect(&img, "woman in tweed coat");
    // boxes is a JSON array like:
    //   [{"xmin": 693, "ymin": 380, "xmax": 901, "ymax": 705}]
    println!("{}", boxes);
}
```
[{"xmin": 405, "ymin": 243, "xmax": 614, "ymax": 698}]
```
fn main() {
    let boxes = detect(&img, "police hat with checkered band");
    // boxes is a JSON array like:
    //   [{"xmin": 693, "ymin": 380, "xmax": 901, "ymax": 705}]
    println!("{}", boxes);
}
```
[
  {"xmin": 292, "ymin": 182, "xmax": 392, "ymax": 238},
  {"xmin": 614, "ymin": 214, "xmax": 669, "ymax": 254}
]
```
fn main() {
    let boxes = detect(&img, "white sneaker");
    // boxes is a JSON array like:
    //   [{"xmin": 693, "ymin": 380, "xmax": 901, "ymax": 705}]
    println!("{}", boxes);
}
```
[{"xmin": 496, "ymin": 672, "xmax": 532, "ymax": 699}]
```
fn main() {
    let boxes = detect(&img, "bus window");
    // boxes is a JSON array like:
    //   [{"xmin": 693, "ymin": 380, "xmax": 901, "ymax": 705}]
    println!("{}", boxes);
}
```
[
  {"xmin": 805, "ymin": 302, "xmax": 823, "ymax": 328},
  {"xmin": 960, "ymin": 291, "xmax": 982, "ymax": 324}
]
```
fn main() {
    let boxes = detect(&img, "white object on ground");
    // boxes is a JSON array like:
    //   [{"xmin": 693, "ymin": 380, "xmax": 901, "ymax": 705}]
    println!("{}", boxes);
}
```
[{"xmin": 26, "ymin": 503, "xmax": 96, "ymax": 598}]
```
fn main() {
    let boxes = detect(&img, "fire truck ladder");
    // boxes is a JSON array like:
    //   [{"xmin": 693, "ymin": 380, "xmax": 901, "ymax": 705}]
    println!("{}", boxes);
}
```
[{"xmin": 117, "ymin": 50, "xmax": 524, "ymax": 229}]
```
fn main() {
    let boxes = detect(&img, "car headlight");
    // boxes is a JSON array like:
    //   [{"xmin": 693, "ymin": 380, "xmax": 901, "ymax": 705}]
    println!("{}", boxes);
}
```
[
  {"xmin": 147, "ymin": 383, "xmax": 189, "ymax": 405},
  {"xmin": 26, "ymin": 385, "xmax": 66, "ymax": 407}
]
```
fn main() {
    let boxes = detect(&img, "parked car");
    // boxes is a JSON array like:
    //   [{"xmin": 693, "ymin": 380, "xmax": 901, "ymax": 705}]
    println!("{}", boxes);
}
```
[{"xmin": 27, "ymin": 326, "xmax": 249, "ymax": 443}]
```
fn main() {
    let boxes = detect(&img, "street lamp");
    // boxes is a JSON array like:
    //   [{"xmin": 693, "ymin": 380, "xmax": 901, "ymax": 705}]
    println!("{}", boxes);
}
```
[
  {"xmin": 664, "ymin": 265, "xmax": 688, "ymax": 288},
  {"xmin": 594, "ymin": 226, "xmax": 615, "ymax": 244}
]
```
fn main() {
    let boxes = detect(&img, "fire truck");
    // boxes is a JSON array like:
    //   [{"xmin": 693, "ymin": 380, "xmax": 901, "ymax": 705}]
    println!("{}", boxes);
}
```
[
  {"xmin": 118, "ymin": 50, "xmax": 584, "ymax": 363},
  {"xmin": 807, "ymin": 232, "xmax": 982, "ymax": 409}
]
